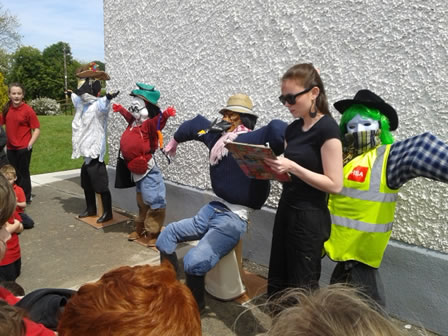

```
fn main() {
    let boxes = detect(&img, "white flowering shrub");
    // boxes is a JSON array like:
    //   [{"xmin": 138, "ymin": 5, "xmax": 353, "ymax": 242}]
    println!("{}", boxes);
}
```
[{"xmin": 30, "ymin": 97, "xmax": 62, "ymax": 116}]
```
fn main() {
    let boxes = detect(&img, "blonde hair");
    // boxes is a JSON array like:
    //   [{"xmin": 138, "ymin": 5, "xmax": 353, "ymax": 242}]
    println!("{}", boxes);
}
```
[
  {"xmin": 0, "ymin": 164, "xmax": 17, "ymax": 180},
  {"xmin": 58, "ymin": 263, "xmax": 201, "ymax": 336},
  {"xmin": 266, "ymin": 284, "xmax": 407, "ymax": 336}
]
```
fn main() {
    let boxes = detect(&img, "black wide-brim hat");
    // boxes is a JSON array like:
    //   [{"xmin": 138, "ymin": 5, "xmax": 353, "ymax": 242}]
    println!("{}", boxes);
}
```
[{"xmin": 334, "ymin": 89, "xmax": 398, "ymax": 131}]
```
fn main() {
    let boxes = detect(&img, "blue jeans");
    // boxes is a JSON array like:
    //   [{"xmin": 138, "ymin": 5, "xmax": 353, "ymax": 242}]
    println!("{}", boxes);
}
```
[
  {"xmin": 156, "ymin": 201, "xmax": 247, "ymax": 276},
  {"xmin": 136, "ymin": 164, "xmax": 166, "ymax": 209}
]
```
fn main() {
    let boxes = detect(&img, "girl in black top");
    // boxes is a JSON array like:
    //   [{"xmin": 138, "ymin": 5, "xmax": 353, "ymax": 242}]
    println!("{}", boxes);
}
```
[{"xmin": 265, "ymin": 63, "xmax": 343, "ymax": 300}]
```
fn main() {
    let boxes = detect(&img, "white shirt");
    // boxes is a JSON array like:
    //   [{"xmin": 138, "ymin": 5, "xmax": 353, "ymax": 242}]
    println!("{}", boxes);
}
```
[{"xmin": 71, "ymin": 93, "xmax": 111, "ymax": 162}]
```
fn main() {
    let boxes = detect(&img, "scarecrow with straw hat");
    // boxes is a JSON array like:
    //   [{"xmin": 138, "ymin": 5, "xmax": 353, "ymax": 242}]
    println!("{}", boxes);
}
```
[
  {"xmin": 325, "ymin": 89, "xmax": 448, "ymax": 306},
  {"xmin": 69, "ymin": 62, "xmax": 119, "ymax": 223},
  {"xmin": 156, "ymin": 93, "xmax": 288, "ymax": 311},
  {"xmin": 112, "ymin": 83, "xmax": 175, "ymax": 246}
]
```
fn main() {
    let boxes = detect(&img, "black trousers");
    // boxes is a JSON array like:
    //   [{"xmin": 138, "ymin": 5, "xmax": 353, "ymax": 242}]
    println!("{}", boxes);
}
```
[
  {"xmin": 19, "ymin": 212, "xmax": 34, "ymax": 229},
  {"xmin": 267, "ymin": 199, "xmax": 331, "ymax": 298},
  {"xmin": 7, "ymin": 148, "xmax": 32, "ymax": 202},
  {"xmin": 80, "ymin": 159, "xmax": 110, "ymax": 193},
  {"xmin": 0, "ymin": 258, "xmax": 21, "ymax": 281},
  {"xmin": 330, "ymin": 261, "xmax": 386, "ymax": 307}
]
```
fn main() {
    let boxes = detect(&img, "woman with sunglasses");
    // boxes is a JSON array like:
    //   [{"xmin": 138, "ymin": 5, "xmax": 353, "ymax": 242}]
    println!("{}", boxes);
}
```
[{"xmin": 265, "ymin": 63, "xmax": 343, "ymax": 304}]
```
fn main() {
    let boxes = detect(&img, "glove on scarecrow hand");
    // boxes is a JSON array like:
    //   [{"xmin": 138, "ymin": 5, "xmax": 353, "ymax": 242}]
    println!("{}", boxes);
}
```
[
  {"xmin": 163, "ymin": 106, "xmax": 176, "ymax": 117},
  {"xmin": 112, "ymin": 103, "xmax": 127, "ymax": 114},
  {"xmin": 163, "ymin": 138, "xmax": 178, "ymax": 157},
  {"xmin": 106, "ymin": 91, "xmax": 120, "ymax": 100}
]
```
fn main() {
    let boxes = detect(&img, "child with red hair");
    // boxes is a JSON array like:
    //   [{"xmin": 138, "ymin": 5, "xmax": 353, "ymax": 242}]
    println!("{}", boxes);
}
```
[{"xmin": 58, "ymin": 263, "xmax": 201, "ymax": 336}]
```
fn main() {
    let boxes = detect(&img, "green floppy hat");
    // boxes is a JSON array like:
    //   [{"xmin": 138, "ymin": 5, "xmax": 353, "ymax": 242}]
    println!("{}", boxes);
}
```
[{"xmin": 130, "ymin": 82, "xmax": 160, "ymax": 105}]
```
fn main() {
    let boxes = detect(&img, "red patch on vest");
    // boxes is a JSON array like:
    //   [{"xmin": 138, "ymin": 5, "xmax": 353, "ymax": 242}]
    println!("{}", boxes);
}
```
[{"xmin": 348, "ymin": 166, "xmax": 368, "ymax": 182}]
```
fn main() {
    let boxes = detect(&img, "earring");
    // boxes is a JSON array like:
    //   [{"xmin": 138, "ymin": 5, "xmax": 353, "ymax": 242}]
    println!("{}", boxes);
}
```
[{"xmin": 309, "ymin": 99, "xmax": 317, "ymax": 118}]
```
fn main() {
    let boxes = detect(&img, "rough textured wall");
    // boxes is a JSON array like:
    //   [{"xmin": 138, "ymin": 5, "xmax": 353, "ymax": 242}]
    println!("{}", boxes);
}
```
[{"xmin": 103, "ymin": 0, "xmax": 448, "ymax": 252}]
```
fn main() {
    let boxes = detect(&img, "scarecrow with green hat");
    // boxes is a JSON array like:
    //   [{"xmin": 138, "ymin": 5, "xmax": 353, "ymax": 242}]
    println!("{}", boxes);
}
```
[
  {"xmin": 113, "ymin": 83, "xmax": 175, "ymax": 246},
  {"xmin": 325, "ymin": 89, "xmax": 448, "ymax": 306},
  {"xmin": 70, "ymin": 62, "xmax": 119, "ymax": 223}
]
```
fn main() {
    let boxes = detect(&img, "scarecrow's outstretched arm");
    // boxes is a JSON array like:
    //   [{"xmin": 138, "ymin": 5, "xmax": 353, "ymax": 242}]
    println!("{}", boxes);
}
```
[
  {"xmin": 113, "ymin": 103, "xmax": 134, "ymax": 124},
  {"xmin": 386, "ymin": 132, "xmax": 448, "ymax": 189},
  {"xmin": 163, "ymin": 115, "xmax": 212, "ymax": 157}
]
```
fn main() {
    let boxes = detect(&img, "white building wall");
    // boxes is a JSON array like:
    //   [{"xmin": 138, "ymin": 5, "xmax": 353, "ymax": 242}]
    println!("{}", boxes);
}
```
[{"xmin": 103, "ymin": 0, "xmax": 448, "ymax": 253}]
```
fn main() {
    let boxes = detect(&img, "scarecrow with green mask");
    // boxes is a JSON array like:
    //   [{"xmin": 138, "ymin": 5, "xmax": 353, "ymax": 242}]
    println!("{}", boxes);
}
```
[
  {"xmin": 113, "ymin": 83, "xmax": 175, "ymax": 247},
  {"xmin": 325, "ymin": 89, "xmax": 448, "ymax": 307}
]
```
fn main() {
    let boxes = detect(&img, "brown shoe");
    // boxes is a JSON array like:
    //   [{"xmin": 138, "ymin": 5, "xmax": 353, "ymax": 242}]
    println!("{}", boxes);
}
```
[
  {"xmin": 138, "ymin": 232, "xmax": 160, "ymax": 247},
  {"xmin": 128, "ymin": 221, "xmax": 144, "ymax": 241}
]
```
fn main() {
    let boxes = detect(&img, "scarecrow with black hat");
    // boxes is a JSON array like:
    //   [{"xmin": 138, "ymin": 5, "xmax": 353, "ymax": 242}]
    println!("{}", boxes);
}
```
[
  {"xmin": 325, "ymin": 89, "xmax": 448, "ymax": 306},
  {"xmin": 112, "ymin": 83, "xmax": 175, "ymax": 246},
  {"xmin": 70, "ymin": 62, "xmax": 119, "ymax": 223},
  {"xmin": 156, "ymin": 93, "xmax": 287, "ymax": 311}
]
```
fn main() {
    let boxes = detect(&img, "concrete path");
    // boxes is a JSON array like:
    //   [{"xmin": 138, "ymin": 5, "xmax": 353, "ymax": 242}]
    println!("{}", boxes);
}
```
[
  {"xmin": 14, "ymin": 169, "xmax": 435, "ymax": 336},
  {"xmin": 22, "ymin": 169, "xmax": 270, "ymax": 335}
]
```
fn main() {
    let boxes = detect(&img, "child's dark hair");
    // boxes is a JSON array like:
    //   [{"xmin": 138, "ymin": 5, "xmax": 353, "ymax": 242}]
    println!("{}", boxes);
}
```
[{"xmin": 2, "ymin": 83, "xmax": 25, "ymax": 122}]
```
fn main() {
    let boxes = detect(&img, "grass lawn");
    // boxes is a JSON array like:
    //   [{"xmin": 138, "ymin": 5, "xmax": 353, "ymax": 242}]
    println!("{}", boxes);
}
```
[{"xmin": 30, "ymin": 115, "xmax": 109, "ymax": 175}]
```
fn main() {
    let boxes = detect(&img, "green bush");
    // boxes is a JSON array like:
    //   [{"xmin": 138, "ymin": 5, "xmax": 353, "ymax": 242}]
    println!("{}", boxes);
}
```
[{"xmin": 30, "ymin": 97, "xmax": 61, "ymax": 116}]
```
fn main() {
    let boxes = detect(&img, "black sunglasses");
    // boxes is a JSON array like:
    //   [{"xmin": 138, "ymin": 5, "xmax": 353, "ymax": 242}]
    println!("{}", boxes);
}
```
[{"xmin": 279, "ymin": 87, "xmax": 312, "ymax": 105}]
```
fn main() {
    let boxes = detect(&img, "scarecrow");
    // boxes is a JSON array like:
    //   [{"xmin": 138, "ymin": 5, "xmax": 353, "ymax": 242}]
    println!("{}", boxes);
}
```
[
  {"xmin": 156, "ymin": 93, "xmax": 287, "ymax": 311},
  {"xmin": 70, "ymin": 62, "xmax": 119, "ymax": 223},
  {"xmin": 112, "ymin": 83, "xmax": 175, "ymax": 246},
  {"xmin": 325, "ymin": 89, "xmax": 448, "ymax": 306}
]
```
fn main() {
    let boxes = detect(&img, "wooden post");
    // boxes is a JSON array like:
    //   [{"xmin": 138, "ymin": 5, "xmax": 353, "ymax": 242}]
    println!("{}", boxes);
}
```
[
  {"xmin": 234, "ymin": 240, "xmax": 244, "ymax": 281},
  {"xmin": 95, "ymin": 193, "xmax": 103, "ymax": 216}
]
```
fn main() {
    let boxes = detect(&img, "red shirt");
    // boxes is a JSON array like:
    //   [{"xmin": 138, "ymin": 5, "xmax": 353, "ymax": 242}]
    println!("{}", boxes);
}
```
[
  {"xmin": 119, "ymin": 109, "xmax": 170, "ymax": 169},
  {"xmin": 0, "ymin": 102, "xmax": 40, "ymax": 150},
  {"xmin": 0, "ymin": 212, "xmax": 21, "ymax": 266},
  {"xmin": 14, "ymin": 184, "xmax": 26, "ymax": 214},
  {"xmin": 0, "ymin": 287, "xmax": 55, "ymax": 336}
]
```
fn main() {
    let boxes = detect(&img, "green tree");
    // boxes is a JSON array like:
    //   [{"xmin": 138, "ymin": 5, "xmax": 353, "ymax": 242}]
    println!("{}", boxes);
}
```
[
  {"xmin": 41, "ymin": 42, "xmax": 71, "ymax": 99},
  {"xmin": 6, "ymin": 42, "xmax": 84, "ymax": 101},
  {"xmin": 0, "ymin": 72, "xmax": 8, "ymax": 108},
  {"xmin": 40, "ymin": 42, "xmax": 81, "ymax": 99},
  {"xmin": 7, "ymin": 46, "xmax": 45, "ymax": 100}
]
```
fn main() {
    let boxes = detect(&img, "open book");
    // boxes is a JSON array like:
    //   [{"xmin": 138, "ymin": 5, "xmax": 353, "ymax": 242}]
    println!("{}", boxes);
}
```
[{"xmin": 225, "ymin": 142, "xmax": 291, "ymax": 182}]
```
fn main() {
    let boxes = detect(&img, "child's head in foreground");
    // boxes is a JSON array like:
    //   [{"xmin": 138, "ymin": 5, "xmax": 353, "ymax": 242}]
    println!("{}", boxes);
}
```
[{"xmin": 58, "ymin": 262, "xmax": 202, "ymax": 336}]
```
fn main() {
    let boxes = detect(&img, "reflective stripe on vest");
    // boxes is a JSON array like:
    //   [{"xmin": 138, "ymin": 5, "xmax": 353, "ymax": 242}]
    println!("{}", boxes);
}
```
[
  {"xmin": 325, "ymin": 145, "xmax": 399, "ymax": 268},
  {"xmin": 331, "ymin": 214, "xmax": 394, "ymax": 233}
]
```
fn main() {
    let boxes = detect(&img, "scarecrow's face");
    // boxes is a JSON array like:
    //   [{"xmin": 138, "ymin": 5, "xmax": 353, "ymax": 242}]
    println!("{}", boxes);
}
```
[
  {"xmin": 129, "ymin": 97, "xmax": 148, "ymax": 121},
  {"xmin": 221, "ymin": 110, "xmax": 242, "ymax": 132},
  {"xmin": 346, "ymin": 114, "xmax": 379, "ymax": 134}
]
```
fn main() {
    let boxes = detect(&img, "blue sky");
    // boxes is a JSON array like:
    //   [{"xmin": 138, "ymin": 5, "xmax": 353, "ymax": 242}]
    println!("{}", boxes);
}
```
[{"xmin": 4, "ymin": 0, "xmax": 104, "ymax": 62}]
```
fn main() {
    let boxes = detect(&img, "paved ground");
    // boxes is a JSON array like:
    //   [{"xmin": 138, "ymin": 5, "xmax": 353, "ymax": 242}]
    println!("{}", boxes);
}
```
[{"xmin": 13, "ymin": 169, "xmax": 437, "ymax": 335}]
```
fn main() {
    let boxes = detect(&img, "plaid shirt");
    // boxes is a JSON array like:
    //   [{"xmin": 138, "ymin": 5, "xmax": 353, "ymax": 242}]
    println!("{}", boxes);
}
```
[{"xmin": 387, "ymin": 132, "xmax": 448, "ymax": 189}]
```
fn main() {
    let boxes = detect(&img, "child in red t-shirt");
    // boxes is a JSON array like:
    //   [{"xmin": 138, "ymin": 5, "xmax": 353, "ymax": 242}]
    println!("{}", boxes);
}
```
[
  {"xmin": 0, "ymin": 164, "xmax": 34, "ymax": 229},
  {"xmin": 0, "ymin": 166, "xmax": 24, "ymax": 281},
  {"xmin": 0, "ymin": 83, "xmax": 40, "ymax": 204},
  {"xmin": 0, "ymin": 210, "xmax": 23, "ymax": 281}
]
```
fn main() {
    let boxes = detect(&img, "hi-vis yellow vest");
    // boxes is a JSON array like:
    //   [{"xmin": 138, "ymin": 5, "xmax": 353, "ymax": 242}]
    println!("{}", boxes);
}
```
[{"xmin": 325, "ymin": 145, "xmax": 399, "ymax": 268}]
